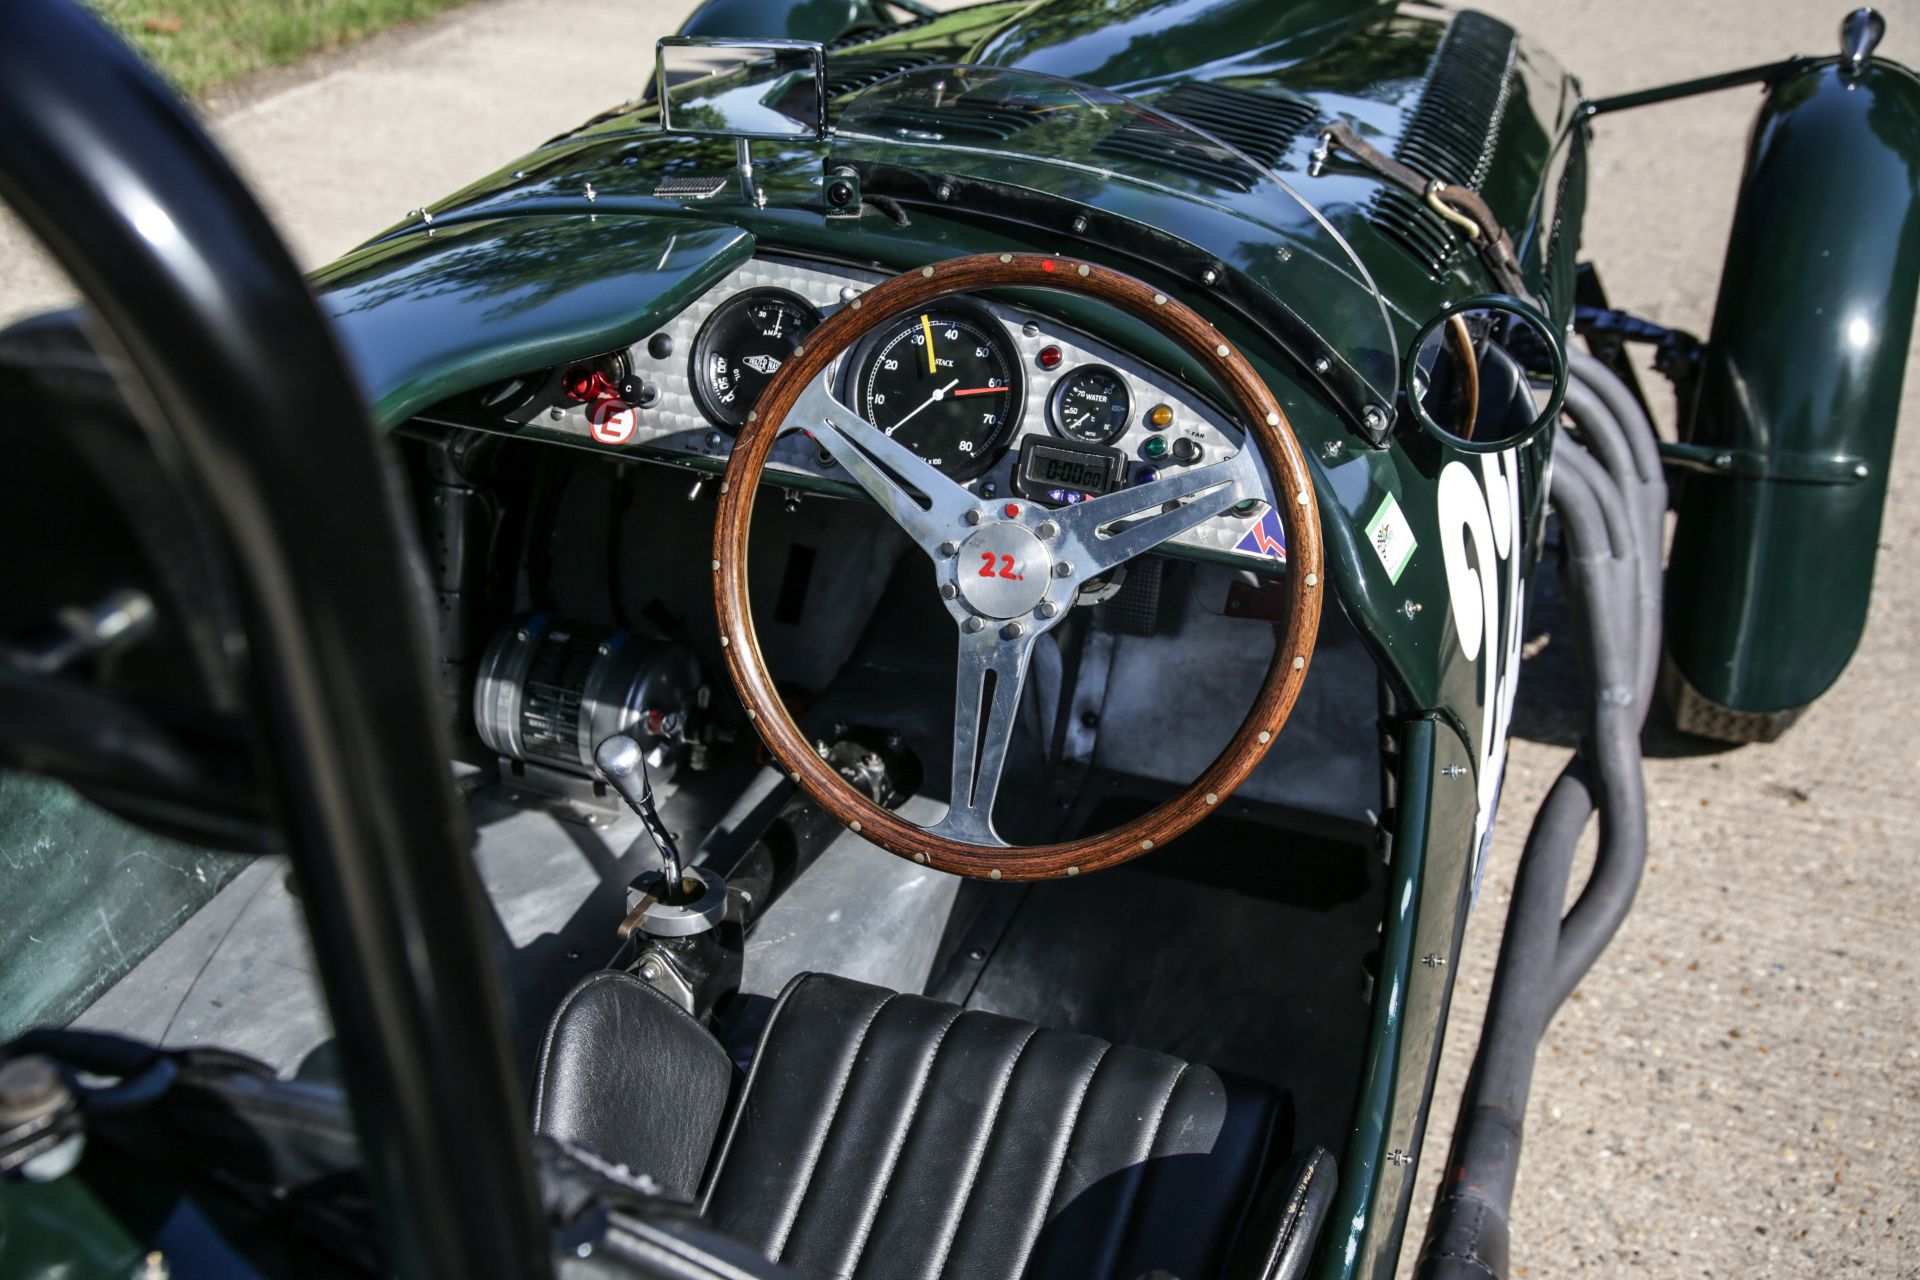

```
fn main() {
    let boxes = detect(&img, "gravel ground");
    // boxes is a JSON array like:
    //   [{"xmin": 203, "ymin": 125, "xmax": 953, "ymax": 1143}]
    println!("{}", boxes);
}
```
[{"xmin": 2, "ymin": 2, "xmax": 1915, "ymax": 1276}]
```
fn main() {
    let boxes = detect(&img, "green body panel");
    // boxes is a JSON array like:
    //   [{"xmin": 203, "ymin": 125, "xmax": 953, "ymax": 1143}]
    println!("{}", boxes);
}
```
[
  {"xmin": 1665, "ymin": 58, "xmax": 1920, "ymax": 714},
  {"xmin": 1318, "ymin": 717, "xmax": 1478, "ymax": 1280},
  {"xmin": 311, "ymin": 217, "xmax": 754, "ymax": 430}
]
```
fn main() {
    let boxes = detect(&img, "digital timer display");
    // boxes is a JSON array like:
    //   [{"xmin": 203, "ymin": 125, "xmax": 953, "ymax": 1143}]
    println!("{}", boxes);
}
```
[
  {"xmin": 1015, "ymin": 438, "xmax": 1124, "ymax": 507},
  {"xmin": 1036, "ymin": 452, "xmax": 1111, "ymax": 491}
]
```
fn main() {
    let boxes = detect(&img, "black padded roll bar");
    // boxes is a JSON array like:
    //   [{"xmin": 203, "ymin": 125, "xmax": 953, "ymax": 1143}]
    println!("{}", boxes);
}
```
[{"xmin": 0, "ymin": 4, "xmax": 550, "ymax": 1277}]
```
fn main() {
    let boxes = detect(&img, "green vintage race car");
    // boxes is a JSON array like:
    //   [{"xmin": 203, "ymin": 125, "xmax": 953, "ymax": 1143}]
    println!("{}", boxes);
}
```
[{"xmin": 1, "ymin": 1, "xmax": 1913, "ymax": 1278}]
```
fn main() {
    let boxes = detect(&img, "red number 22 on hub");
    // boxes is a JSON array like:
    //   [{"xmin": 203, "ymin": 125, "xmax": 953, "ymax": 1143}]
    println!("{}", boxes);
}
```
[{"xmin": 979, "ymin": 553, "xmax": 1023, "ymax": 581}]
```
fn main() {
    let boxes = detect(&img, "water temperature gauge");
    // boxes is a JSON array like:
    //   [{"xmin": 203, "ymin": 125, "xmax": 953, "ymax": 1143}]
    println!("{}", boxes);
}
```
[
  {"xmin": 690, "ymin": 289, "xmax": 822, "ymax": 433},
  {"xmin": 1048, "ymin": 365, "xmax": 1132, "ymax": 445}
]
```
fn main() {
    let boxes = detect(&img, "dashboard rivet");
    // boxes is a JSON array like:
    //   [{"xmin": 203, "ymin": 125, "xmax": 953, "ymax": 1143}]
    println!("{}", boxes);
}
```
[
  {"xmin": 710, "ymin": 559, "xmax": 720, "ymax": 571},
  {"xmin": 1077, "ymin": 264, "xmax": 1091, "ymax": 277},
  {"xmin": 1314, "ymin": 357, "xmax": 1331, "ymax": 374},
  {"xmin": 792, "ymin": 344, "xmax": 805, "ymax": 357},
  {"xmin": 936, "ymin": 182, "xmax": 953, "ymax": 201},
  {"xmin": 1296, "ymin": 490, "xmax": 1309, "ymax": 505},
  {"xmin": 549, "ymin": 407, "xmax": 565, "ymax": 420},
  {"xmin": 719, "ymin": 481, "xmax": 729, "ymax": 493},
  {"xmin": 1000, "ymin": 253, "xmax": 1013, "ymax": 263},
  {"xmin": 922, "ymin": 266, "xmax": 935, "ymax": 277},
  {"xmin": 1201, "ymin": 269, "xmax": 1219, "ymax": 285},
  {"xmin": 915, "ymin": 853, "xmax": 928, "ymax": 864},
  {"xmin": 989, "ymin": 868, "xmax": 1002, "ymax": 880},
  {"xmin": 1216, "ymin": 343, "xmax": 1230, "ymax": 357},
  {"xmin": 851, "ymin": 298, "xmax": 863, "ymax": 310},
  {"xmin": 1066, "ymin": 865, "xmax": 1080, "ymax": 876},
  {"xmin": 1153, "ymin": 294, "xmax": 1167, "ymax": 306},
  {"xmin": 1023, "ymin": 321, "xmax": 1040, "ymax": 337},
  {"xmin": 965, "ymin": 509, "xmax": 984, "ymax": 526},
  {"xmin": 791, "ymin": 772, "xmax": 802, "ymax": 783},
  {"xmin": 840, "ymin": 286, "xmax": 859, "ymax": 302},
  {"xmin": 964, "ymin": 617, "xmax": 985, "ymax": 633},
  {"xmin": 1054, "ymin": 561, "xmax": 1074, "ymax": 578},
  {"xmin": 746, "ymin": 709, "xmax": 756, "ymax": 720},
  {"xmin": 1305, "ymin": 573, "xmax": 1319, "ymax": 587},
  {"xmin": 941, "ymin": 583, "xmax": 959, "ymax": 599},
  {"xmin": 747, "ymin": 410, "xmax": 757, "ymax": 423},
  {"xmin": 1141, "ymin": 838, "xmax": 1154, "ymax": 851},
  {"xmin": 705, "ymin": 432, "xmax": 721, "ymax": 447},
  {"xmin": 1257, "ymin": 730, "xmax": 1272, "ymax": 744},
  {"xmin": 1037, "ymin": 601, "xmax": 1059, "ymax": 618},
  {"xmin": 939, "ymin": 540, "xmax": 959, "ymax": 556},
  {"xmin": 719, "ymin": 636, "xmax": 729, "ymax": 647},
  {"xmin": 1071, "ymin": 215, "xmax": 1088, "ymax": 234},
  {"xmin": 1037, "ymin": 520, "xmax": 1059, "ymax": 539},
  {"xmin": 1001, "ymin": 621, "xmax": 1026, "ymax": 640},
  {"xmin": 1293, "ymin": 655, "xmax": 1306, "ymax": 670},
  {"xmin": 850, "ymin": 820, "xmax": 862, "ymax": 833},
  {"xmin": 1205, "ymin": 792, "xmax": 1218, "ymax": 806},
  {"xmin": 1266, "ymin": 411, "xmax": 1280, "ymax": 427}
]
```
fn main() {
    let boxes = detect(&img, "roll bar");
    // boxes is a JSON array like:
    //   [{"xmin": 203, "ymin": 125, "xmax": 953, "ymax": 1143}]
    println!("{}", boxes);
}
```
[{"xmin": 0, "ymin": 4, "xmax": 550, "ymax": 1277}]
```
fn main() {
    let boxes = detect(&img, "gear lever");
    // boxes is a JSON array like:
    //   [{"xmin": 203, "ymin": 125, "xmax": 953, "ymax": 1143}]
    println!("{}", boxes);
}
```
[{"xmin": 595, "ymin": 733, "xmax": 684, "ymax": 892}]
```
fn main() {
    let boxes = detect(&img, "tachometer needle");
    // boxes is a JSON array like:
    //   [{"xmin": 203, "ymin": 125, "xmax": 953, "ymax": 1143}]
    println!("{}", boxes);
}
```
[
  {"xmin": 951, "ymin": 387, "xmax": 1008, "ymax": 397},
  {"xmin": 919, "ymin": 313, "xmax": 937, "ymax": 374},
  {"xmin": 886, "ymin": 378, "xmax": 958, "ymax": 434}
]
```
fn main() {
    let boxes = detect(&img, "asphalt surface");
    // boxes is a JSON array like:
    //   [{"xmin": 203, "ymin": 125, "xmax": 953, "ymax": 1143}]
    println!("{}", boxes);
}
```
[{"xmin": 2, "ymin": 2, "xmax": 1915, "ymax": 1276}]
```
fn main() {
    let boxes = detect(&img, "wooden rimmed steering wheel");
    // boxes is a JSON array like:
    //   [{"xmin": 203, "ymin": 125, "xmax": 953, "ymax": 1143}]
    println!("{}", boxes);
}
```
[{"xmin": 712, "ymin": 253, "xmax": 1323, "ymax": 881}]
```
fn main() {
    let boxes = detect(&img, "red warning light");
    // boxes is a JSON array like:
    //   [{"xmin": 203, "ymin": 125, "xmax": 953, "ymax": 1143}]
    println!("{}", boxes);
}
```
[
  {"xmin": 1037, "ymin": 345, "xmax": 1063, "ymax": 370},
  {"xmin": 1004, "ymin": 502, "xmax": 1021, "ymax": 518},
  {"xmin": 1041, "ymin": 259, "xmax": 1057, "ymax": 273}
]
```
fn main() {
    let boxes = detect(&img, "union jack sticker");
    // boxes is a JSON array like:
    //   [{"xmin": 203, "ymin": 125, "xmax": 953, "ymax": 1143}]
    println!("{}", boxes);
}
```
[{"xmin": 1233, "ymin": 507, "xmax": 1287, "ymax": 561}]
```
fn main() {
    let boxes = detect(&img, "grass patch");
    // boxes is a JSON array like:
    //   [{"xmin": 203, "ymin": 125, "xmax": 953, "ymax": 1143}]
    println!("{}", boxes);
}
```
[{"xmin": 92, "ymin": 0, "xmax": 480, "ymax": 97}]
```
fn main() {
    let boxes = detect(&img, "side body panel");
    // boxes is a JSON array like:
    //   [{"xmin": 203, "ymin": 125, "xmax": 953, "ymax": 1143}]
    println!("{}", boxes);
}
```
[
  {"xmin": 1665, "ymin": 58, "xmax": 1920, "ymax": 714},
  {"xmin": 1320, "ymin": 716, "xmax": 1482, "ymax": 1280}
]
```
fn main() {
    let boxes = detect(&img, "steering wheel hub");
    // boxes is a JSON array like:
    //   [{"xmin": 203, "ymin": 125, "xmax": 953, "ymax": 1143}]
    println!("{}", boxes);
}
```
[{"xmin": 954, "ymin": 521, "xmax": 1051, "ymax": 619}]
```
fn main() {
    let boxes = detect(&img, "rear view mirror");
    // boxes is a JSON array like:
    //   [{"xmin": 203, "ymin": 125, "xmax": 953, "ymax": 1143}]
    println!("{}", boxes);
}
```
[
  {"xmin": 1404, "ymin": 295, "xmax": 1567, "ymax": 451},
  {"xmin": 656, "ymin": 37, "xmax": 827, "ymax": 141}
]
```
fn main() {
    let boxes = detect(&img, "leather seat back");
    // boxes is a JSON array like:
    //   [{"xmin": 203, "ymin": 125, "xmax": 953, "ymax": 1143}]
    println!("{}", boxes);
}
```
[{"xmin": 701, "ymin": 975, "xmax": 1288, "ymax": 1280}]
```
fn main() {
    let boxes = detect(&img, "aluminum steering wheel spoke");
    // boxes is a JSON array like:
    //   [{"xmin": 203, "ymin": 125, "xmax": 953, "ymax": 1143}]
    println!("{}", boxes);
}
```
[
  {"xmin": 793, "ymin": 374, "xmax": 976, "ymax": 554},
  {"xmin": 924, "ymin": 623, "xmax": 1038, "ymax": 847},
  {"xmin": 1052, "ymin": 451, "xmax": 1258, "ymax": 580}
]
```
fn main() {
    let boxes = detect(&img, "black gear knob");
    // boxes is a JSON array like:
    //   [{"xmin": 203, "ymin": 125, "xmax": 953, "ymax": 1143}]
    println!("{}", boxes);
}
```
[{"xmin": 595, "ymin": 733, "xmax": 683, "ymax": 888}]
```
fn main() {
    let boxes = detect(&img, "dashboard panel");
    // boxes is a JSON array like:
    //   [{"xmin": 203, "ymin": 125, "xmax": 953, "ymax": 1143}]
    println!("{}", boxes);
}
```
[{"xmin": 467, "ymin": 256, "xmax": 1291, "ymax": 571}]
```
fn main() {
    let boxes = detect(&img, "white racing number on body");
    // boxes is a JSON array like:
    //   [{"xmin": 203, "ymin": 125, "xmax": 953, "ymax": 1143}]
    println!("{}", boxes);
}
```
[{"xmin": 1435, "ymin": 451, "xmax": 1525, "ymax": 896}]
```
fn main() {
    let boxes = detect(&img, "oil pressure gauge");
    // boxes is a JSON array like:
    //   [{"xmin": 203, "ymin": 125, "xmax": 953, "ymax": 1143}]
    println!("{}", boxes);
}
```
[
  {"xmin": 691, "ymin": 289, "xmax": 822, "ymax": 433},
  {"xmin": 1049, "ymin": 365, "xmax": 1132, "ymax": 445}
]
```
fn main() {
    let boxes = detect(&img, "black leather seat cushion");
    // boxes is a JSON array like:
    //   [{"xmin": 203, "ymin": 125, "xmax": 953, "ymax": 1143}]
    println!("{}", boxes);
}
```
[{"xmin": 701, "ymin": 974, "xmax": 1291, "ymax": 1280}]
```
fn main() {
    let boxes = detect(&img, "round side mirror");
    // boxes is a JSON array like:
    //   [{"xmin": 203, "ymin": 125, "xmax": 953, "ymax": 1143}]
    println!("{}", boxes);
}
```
[{"xmin": 1404, "ymin": 295, "xmax": 1567, "ymax": 452}]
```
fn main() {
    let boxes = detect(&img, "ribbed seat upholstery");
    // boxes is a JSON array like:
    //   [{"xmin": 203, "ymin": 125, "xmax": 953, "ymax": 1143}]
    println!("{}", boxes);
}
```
[{"xmin": 700, "ymin": 974, "xmax": 1289, "ymax": 1280}]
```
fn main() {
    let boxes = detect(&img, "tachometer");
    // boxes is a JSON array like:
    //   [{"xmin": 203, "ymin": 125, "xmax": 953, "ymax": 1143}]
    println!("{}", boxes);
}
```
[
  {"xmin": 1048, "ymin": 365, "xmax": 1131, "ymax": 445},
  {"xmin": 691, "ymin": 289, "xmax": 822, "ymax": 433},
  {"xmin": 849, "ymin": 304, "xmax": 1022, "ymax": 480}
]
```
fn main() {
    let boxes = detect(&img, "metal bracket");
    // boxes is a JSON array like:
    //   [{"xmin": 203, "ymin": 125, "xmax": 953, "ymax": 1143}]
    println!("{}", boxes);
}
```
[{"xmin": 1657, "ymin": 439, "xmax": 1871, "ymax": 485}]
